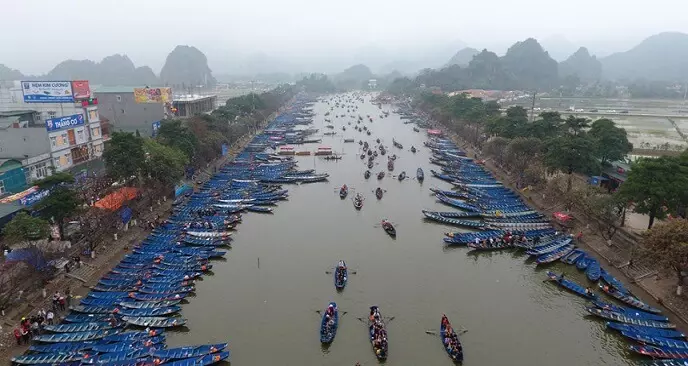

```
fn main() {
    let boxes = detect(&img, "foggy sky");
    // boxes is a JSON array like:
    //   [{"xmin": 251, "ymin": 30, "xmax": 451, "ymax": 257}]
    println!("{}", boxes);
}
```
[{"xmin": 3, "ymin": 0, "xmax": 686, "ymax": 75}]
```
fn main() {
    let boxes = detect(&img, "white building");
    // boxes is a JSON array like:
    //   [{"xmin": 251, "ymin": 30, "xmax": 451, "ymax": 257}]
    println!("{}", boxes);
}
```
[{"xmin": 0, "ymin": 80, "xmax": 105, "ymax": 174}]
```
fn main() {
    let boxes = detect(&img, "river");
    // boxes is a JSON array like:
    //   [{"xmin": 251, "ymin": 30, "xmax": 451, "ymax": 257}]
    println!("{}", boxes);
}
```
[{"xmin": 166, "ymin": 93, "xmax": 637, "ymax": 365}]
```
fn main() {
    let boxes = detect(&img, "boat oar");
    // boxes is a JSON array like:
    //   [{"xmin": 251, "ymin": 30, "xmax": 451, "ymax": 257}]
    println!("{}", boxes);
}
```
[{"xmin": 425, "ymin": 330, "xmax": 437, "ymax": 335}]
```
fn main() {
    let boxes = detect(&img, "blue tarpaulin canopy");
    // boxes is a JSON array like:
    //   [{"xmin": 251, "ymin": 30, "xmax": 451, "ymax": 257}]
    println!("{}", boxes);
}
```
[{"xmin": 5, "ymin": 247, "xmax": 48, "ymax": 270}]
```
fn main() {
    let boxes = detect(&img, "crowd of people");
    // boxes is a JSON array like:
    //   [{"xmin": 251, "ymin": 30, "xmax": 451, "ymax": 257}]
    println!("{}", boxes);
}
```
[
  {"xmin": 322, "ymin": 304, "xmax": 337, "ymax": 338},
  {"xmin": 369, "ymin": 307, "xmax": 387, "ymax": 358},
  {"xmin": 13, "ymin": 290, "xmax": 71, "ymax": 346},
  {"xmin": 441, "ymin": 315, "xmax": 463, "ymax": 359},
  {"xmin": 472, "ymin": 231, "xmax": 528, "ymax": 248}
]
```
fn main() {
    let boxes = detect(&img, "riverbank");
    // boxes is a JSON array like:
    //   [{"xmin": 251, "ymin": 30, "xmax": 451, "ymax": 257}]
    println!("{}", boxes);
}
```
[
  {"xmin": 0, "ymin": 124, "xmax": 268, "ymax": 359},
  {"xmin": 427, "ymin": 116, "xmax": 688, "ymax": 331}
]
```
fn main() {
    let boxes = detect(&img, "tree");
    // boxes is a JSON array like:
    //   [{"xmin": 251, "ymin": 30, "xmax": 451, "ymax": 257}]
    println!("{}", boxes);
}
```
[
  {"xmin": 1, "ymin": 212, "xmax": 50, "ymax": 245},
  {"xmin": 639, "ymin": 219, "xmax": 688, "ymax": 294},
  {"xmin": 544, "ymin": 135, "xmax": 599, "ymax": 192},
  {"xmin": 483, "ymin": 137, "xmax": 511, "ymax": 166},
  {"xmin": 588, "ymin": 118, "xmax": 633, "ymax": 164},
  {"xmin": 34, "ymin": 186, "xmax": 81, "ymax": 239},
  {"xmin": 103, "ymin": 131, "xmax": 146, "ymax": 181},
  {"xmin": 143, "ymin": 140, "xmax": 188, "ymax": 189},
  {"xmin": 563, "ymin": 115, "xmax": 590, "ymax": 136},
  {"xmin": 156, "ymin": 119, "xmax": 197, "ymax": 160},
  {"xmin": 568, "ymin": 185, "xmax": 624, "ymax": 240},
  {"xmin": 619, "ymin": 156, "xmax": 688, "ymax": 228},
  {"xmin": 505, "ymin": 137, "xmax": 544, "ymax": 185},
  {"xmin": 528, "ymin": 112, "xmax": 563, "ymax": 139},
  {"xmin": 34, "ymin": 172, "xmax": 74, "ymax": 189}
]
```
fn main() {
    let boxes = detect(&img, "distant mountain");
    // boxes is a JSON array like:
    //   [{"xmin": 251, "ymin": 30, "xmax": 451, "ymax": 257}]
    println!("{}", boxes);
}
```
[
  {"xmin": 44, "ymin": 55, "xmax": 158, "ymax": 86},
  {"xmin": 601, "ymin": 32, "xmax": 688, "ymax": 81},
  {"xmin": 159, "ymin": 45, "xmax": 216, "ymax": 88},
  {"xmin": 445, "ymin": 47, "xmax": 480, "ymax": 67},
  {"xmin": 559, "ymin": 47, "xmax": 602, "ymax": 81},
  {"xmin": 500, "ymin": 38, "xmax": 558, "ymax": 90},
  {"xmin": 0, "ymin": 64, "xmax": 24, "ymax": 81},
  {"xmin": 334, "ymin": 64, "xmax": 374, "ymax": 89}
]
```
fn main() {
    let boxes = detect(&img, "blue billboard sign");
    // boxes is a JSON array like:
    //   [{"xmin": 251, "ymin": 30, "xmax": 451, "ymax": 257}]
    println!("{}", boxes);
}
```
[
  {"xmin": 151, "ymin": 121, "xmax": 161, "ymax": 137},
  {"xmin": 221, "ymin": 144, "xmax": 228, "ymax": 156},
  {"xmin": 21, "ymin": 81, "xmax": 74, "ymax": 103},
  {"xmin": 45, "ymin": 114, "xmax": 84, "ymax": 132}
]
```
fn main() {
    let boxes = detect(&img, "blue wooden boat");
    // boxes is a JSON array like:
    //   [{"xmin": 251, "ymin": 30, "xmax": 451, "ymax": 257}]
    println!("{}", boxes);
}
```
[
  {"xmin": 43, "ymin": 322, "xmax": 118, "ymax": 333},
  {"xmin": 33, "ymin": 329, "xmax": 121, "ymax": 342},
  {"xmin": 599, "ymin": 283, "xmax": 661, "ymax": 313},
  {"xmin": 600, "ymin": 269, "xmax": 631, "ymax": 295},
  {"xmin": 161, "ymin": 351, "xmax": 229, "ymax": 366},
  {"xmin": 81, "ymin": 297, "xmax": 123, "ymax": 306},
  {"xmin": 88, "ymin": 291, "xmax": 131, "ymax": 299},
  {"xmin": 320, "ymin": 302, "xmax": 339, "ymax": 343},
  {"xmin": 416, "ymin": 168, "xmax": 424, "ymax": 182},
  {"xmin": 561, "ymin": 249, "xmax": 585, "ymax": 264},
  {"xmin": 630, "ymin": 345, "xmax": 688, "ymax": 359},
  {"xmin": 526, "ymin": 239, "xmax": 572, "ymax": 256},
  {"xmin": 11, "ymin": 353, "xmax": 84, "ymax": 365},
  {"xmin": 152, "ymin": 343, "xmax": 228, "ymax": 359},
  {"xmin": 606, "ymin": 322, "xmax": 686, "ymax": 339},
  {"xmin": 421, "ymin": 209, "xmax": 481, "ymax": 219},
  {"xmin": 339, "ymin": 185, "xmax": 348, "ymax": 199},
  {"xmin": 102, "ymin": 329, "xmax": 164, "ymax": 343},
  {"xmin": 586, "ymin": 259, "xmax": 601, "ymax": 281},
  {"xmin": 69, "ymin": 305, "xmax": 115, "ymax": 314},
  {"xmin": 422, "ymin": 211, "xmax": 486, "ymax": 228},
  {"xmin": 585, "ymin": 307, "xmax": 675, "ymax": 328},
  {"xmin": 368, "ymin": 306, "xmax": 388, "ymax": 360},
  {"xmin": 119, "ymin": 300, "xmax": 181, "ymax": 309},
  {"xmin": 90, "ymin": 336, "xmax": 166, "ymax": 353},
  {"xmin": 29, "ymin": 341, "xmax": 95, "ymax": 353},
  {"xmin": 621, "ymin": 331, "xmax": 688, "ymax": 349},
  {"xmin": 576, "ymin": 255, "xmax": 591, "ymax": 270},
  {"xmin": 334, "ymin": 261, "xmax": 347, "ymax": 290},
  {"xmin": 440, "ymin": 314, "xmax": 463, "ymax": 362},
  {"xmin": 137, "ymin": 286, "xmax": 195, "ymax": 295},
  {"xmin": 117, "ymin": 305, "xmax": 182, "ymax": 317},
  {"xmin": 81, "ymin": 349, "xmax": 150, "ymax": 365},
  {"xmin": 648, "ymin": 359, "xmax": 688, "ymax": 365},
  {"xmin": 122, "ymin": 316, "xmax": 187, "ymax": 328},
  {"xmin": 536, "ymin": 244, "xmax": 575, "ymax": 264},
  {"xmin": 546, "ymin": 271, "xmax": 596, "ymax": 299},
  {"xmin": 64, "ymin": 313, "xmax": 116, "ymax": 323},
  {"xmin": 130, "ymin": 292, "xmax": 187, "ymax": 301},
  {"xmin": 591, "ymin": 300, "xmax": 668, "ymax": 321}
]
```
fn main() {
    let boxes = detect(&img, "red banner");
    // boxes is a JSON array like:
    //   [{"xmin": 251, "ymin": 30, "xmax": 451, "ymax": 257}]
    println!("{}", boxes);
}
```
[{"xmin": 71, "ymin": 80, "xmax": 91, "ymax": 100}]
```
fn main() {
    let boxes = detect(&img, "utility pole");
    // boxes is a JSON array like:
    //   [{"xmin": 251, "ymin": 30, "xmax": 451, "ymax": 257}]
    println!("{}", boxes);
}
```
[{"xmin": 529, "ymin": 90, "xmax": 537, "ymax": 122}]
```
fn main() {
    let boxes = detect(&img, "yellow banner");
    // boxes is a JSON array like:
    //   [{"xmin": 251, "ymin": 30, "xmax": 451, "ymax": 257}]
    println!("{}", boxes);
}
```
[{"xmin": 134, "ymin": 87, "xmax": 172, "ymax": 104}]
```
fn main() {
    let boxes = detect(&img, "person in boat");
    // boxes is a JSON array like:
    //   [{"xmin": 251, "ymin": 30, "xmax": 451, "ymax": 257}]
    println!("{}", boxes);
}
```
[
  {"xmin": 585, "ymin": 287, "xmax": 593, "ymax": 296},
  {"xmin": 326, "ymin": 304, "xmax": 335, "ymax": 317},
  {"xmin": 559, "ymin": 273, "xmax": 566, "ymax": 282}
]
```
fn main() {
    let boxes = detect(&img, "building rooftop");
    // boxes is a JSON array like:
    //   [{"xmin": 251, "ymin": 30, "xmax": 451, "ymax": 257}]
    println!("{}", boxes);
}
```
[{"xmin": 173, "ymin": 94, "xmax": 217, "ymax": 102}]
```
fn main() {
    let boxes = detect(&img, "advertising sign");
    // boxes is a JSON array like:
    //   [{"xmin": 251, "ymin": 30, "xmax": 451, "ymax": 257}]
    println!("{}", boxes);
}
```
[
  {"xmin": 221, "ymin": 144, "xmax": 228, "ymax": 156},
  {"xmin": 21, "ymin": 81, "xmax": 74, "ymax": 103},
  {"xmin": 151, "ymin": 121, "xmax": 161, "ymax": 137},
  {"xmin": 71, "ymin": 80, "xmax": 91, "ymax": 99},
  {"xmin": 45, "ymin": 114, "xmax": 84, "ymax": 132},
  {"xmin": 19, "ymin": 189, "xmax": 50, "ymax": 206},
  {"xmin": 0, "ymin": 186, "xmax": 38, "ymax": 204},
  {"xmin": 134, "ymin": 87, "xmax": 172, "ymax": 103}
]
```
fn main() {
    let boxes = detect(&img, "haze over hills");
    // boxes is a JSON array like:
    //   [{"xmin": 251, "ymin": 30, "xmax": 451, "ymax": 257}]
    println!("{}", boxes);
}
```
[
  {"xmin": 445, "ymin": 48, "xmax": 480, "ymax": 67},
  {"xmin": 2, "ymin": 32, "xmax": 688, "ymax": 88},
  {"xmin": 599, "ymin": 32, "xmax": 688, "ymax": 81}
]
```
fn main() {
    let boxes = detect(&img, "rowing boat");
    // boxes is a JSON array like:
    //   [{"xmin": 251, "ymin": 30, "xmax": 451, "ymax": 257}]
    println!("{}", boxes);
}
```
[
  {"xmin": 152, "ymin": 343, "xmax": 228, "ymax": 359},
  {"xmin": 591, "ymin": 300, "xmax": 668, "ymax": 321},
  {"xmin": 121, "ymin": 316, "xmax": 187, "ymax": 328},
  {"xmin": 320, "ymin": 302, "xmax": 339, "ymax": 343},
  {"xmin": 33, "ymin": 329, "xmax": 121, "ymax": 343},
  {"xmin": 382, "ymin": 220, "xmax": 396, "ymax": 237},
  {"xmin": 162, "ymin": 351, "xmax": 229, "ymax": 366},
  {"xmin": 368, "ymin": 306, "xmax": 388, "ymax": 360},
  {"xmin": 416, "ymin": 168, "xmax": 424, "ymax": 182},
  {"xmin": 621, "ymin": 331, "xmax": 688, "ymax": 349},
  {"xmin": 339, "ymin": 185, "xmax": 348, "ymax": 199},
  {"xmin": 585, "ymin": 307, "xmax": 675, "ymax": 328},
  {"xmin": 599, "ymin": 283, "xmax": 661, "ymax": 313},
  {"xmin": 630, "ymin": 345, "xmax": 688, "ymax": 359},
  {"xmin": 440, "ymin": 315, "xmax": 463, "ymax": 362},
  {"xmin": 11, "ymin": 353, "xmax": 84, "ymax": 365},
  {"xmin": 43, "ymin": 322, "xmax": 118, "ymax": 333},
  {"xmin": 546, "ymin": 271, "xmax": 596, "ymax": 299},
  {"xmin": 375, "ymin": 187, "xmax": 383, "ymax": 200},
  {"xmin": 606, "ymin": 322, "xmax": 686, "ymax": 339},
  {"xmin": 334, "ymin": 261, "xmax": 347, "ymax": 290}
]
